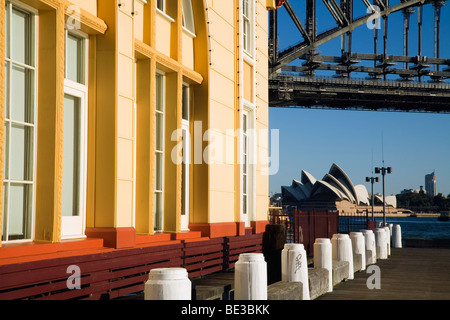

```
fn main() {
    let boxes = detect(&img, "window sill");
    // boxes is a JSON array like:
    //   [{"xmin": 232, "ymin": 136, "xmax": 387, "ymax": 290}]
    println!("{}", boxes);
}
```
[{"xmin": 156, "ymin": 8, "xmax": 175, "ymax": 23}]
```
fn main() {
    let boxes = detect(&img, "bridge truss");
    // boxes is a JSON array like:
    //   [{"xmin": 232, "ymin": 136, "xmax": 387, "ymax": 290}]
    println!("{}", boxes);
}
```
[{"xmin": 269, "ymin": 0, "xmax": 450, "ymax": 112}]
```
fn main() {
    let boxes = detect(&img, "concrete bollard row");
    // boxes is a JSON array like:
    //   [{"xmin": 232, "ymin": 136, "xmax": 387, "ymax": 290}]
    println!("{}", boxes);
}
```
[
  {"xmin": 144, "ymin": 224, "xmax": 404, "ymax": 301},
  {"xmin": 282, "ymin": 243, "xmax": 310, "ymax": 300}
]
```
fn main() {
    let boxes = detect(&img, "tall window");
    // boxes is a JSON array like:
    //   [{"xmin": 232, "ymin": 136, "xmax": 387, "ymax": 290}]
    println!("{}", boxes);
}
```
[
  {"xmin": 154, "ymin": 73, "xmax": 165, "ymax": 232},
  {"xmin": 62, "ymin": 30, "xmax": 88, "ymax": 238},
  {"xmin": 182, "ymin": 0, "xmax": 195, "ymax": 34},
  {"xmin": 3, "ymin": 1, "xmax": 36, "ymax": 242},
  {"xmin": 181, "ymin": 84, "xmax": 190, "ymax": 230},
  {"xmin": 241, "ymin": 107, "xmax": 254, "ymax": 225},
  {"xmin": 242, "ymin": 0, "xmax": 253, "ymax": 54},
  {"xmin": 242, "ymin": 111, "xmax": 249, "ymax": 216}
]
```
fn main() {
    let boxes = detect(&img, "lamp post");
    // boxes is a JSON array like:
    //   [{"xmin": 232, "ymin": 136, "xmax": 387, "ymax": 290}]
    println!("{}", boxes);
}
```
[
  {"xmin": 375, "ymin": 166, "xmax": 392, "ymax": 226},
  {"xmin": 365, "ymin": 176, "xmax": 379, "ymax": 221}
]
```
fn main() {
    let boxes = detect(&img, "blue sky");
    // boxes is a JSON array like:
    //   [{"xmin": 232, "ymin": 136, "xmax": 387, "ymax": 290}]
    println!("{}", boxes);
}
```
[{"xmin": 269, "ymin": 1, "xmax": 450, "ymax": 197}]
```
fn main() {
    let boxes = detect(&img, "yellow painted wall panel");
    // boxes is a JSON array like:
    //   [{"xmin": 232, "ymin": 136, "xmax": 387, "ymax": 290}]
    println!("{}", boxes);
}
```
[
  {"xmin": 256, "ymin": 72, "xmax": 268, "ymax": 103},
  {"xmin": 155, "ymin": 10, "xmax": 173, "ymax": 57},
  {"xmin": 118, "ymin": 96, "xmax": 134, "ymax": 140},
  {"xmin": 118, "ymin": 54, "xmax": 134, "ymax": 98},
  {"xmin": 209, "ymin": 100, "xmax": 235, "ymax": 136},
  {"xmin": 209, "ymin": 190, "xmax": 235, "ymax": 224},
  {"xmin": 243, "ymin": 61, "xmax": 253, "ymax": 103},
  {"xmin": 209, "ymin": 69, "xmax": 235, "ymax": 109},
  {"xmin": 117, "ymin": 138, "xmax": 134, "ymax": 181},
  {"xmin": 117, "ymin": 180, "xmax": 134, "ymax": 227},
  {"xmin": 209, "ymin": 0, "xmax": 234, "ymax": 26},
  {"xmin": 118, "ymin": 10, "xmax": 134, "ymax": 59},
  {"xmin": 210, "ymin": 39, "xmax": 235, "ymax": 82},
  {"xmin": 210, "ymin": 163, "xmax": 235, "ymax": 194},
  {"xmin": 207, "ymin": 9, "xmax": 234, "ymax": 53},
  {"xmin": 181, "ymin": 30, "xmax": 194, "ymax": 70},
  {"xmin": 133, "ymin": 1, "xmax": 145, "ymax": 42}
]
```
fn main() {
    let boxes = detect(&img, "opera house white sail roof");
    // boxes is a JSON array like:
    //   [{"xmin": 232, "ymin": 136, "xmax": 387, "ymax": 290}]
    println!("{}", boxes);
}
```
[{"xmin": 281, "ymin": 163, "xmax": 396, "ymax": 208}]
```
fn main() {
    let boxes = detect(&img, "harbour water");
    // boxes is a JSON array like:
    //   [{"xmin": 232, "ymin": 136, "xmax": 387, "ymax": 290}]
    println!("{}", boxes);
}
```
[{"xmin": 374, "ymin": 216, "xmax": 450, "ymax": 240}]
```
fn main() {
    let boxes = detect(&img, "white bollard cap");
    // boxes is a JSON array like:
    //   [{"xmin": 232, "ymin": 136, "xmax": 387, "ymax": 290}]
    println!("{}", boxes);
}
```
[
  {"xmin": 350, "ymin": 232, "xmax": 363, "ymax": 237},
  {"xmin": 315, "ymin": 238, "xmax": 331, "ymax": 244},
  {"xmin": 360, "ymin": 229, "xmax": 374, "ymax": 234},
  {"xmin": 332, "ymin": 233, "xmax": 350, "ymax": 239},
  {"xmin": 284, "ymin": 243, "xmax": 305, "ymax": 251},
  {"xmin": 149, "ymin": 268, "xmax": 189, "ymax": 281},
  {"xmin": 238, "ymin": 253, "xmax": 265, "ymax": 263}
]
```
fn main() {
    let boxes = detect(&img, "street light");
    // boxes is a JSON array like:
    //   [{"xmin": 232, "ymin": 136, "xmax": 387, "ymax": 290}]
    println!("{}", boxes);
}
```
[
  {"xmin": 375, "ymin": 166, "xmax": 393, "ymax": 226},
  {"xmin": 365, "ymin": 176, "xmax": 379, "ymax": 221}
]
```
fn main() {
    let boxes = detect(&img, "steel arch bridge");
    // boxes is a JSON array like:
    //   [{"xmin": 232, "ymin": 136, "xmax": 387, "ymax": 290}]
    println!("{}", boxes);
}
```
[{"xmin": 268, "ymin": 0, "xmax": 450, "ymax": 112}]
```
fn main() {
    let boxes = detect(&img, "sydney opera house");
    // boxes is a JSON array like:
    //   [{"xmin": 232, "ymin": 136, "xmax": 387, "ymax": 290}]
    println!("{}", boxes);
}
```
[{"xmin": 281, "ymin": 164, "xmax": 397, "ymax": 214}]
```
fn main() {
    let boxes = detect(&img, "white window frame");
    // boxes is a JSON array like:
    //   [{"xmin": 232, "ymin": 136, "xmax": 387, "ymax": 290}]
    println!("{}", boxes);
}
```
[
  {"xmin": 2, "ymin": 0, "xmax": 38, "ymax": 243},
  {"xmin": 154, "ymin": 71, "xmax": 165, "ymax": 232},
  {"xmin": 240, "ymin": 103, "xmax": 256, "ymax": 227},
  {"xmin": 242, "ymin": 0, "xmax": 255, "ymax": 57},
  {"xmin": 181, "ymin": 83, "xmax": 190, "ymax": 231},
  {"xmin": 61, "ymin": 29, "xmax": 89, "ymax": 239}
]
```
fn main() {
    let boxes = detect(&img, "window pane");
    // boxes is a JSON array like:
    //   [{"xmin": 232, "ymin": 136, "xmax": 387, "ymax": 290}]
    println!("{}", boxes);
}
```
[
  {"xmin": 5, "ymin": 3, "xmax": 10, "ymax": 59},
  {"xmin": 5, "ymin": 62, "xmax": 10, "ymax": 119},
  {"xmin": 182, "ymin": 0, "xmax": 195, "ymax": 33},
  {"xmin": 11, "ymin": 64, "xmax": 30, "ymax": 123},
  {"xmin": 156, "ymin": 75, "xmax": 163, "ymax": 112},
  {"xmin": 243, "ymin": 195, "xmax": 247, "ymax": 215},
  {"xmin": 10, "ymin": 123, "xmax": 33, "ymax": 181},
  {"xmin": 156, "ymin": 113, "xmax": 164, "ymax": 151},
  {"xmin": 8, "ymin": 183, "xmax": 31, "ymax": 240},
  {"xmin": 62, "ymin": 94, "xmax": 81, "ymax": 217},
  {"xmin": 154, "ymin": 192, "xmax": 163, "ymax": 231},
  {"xmin": 182, "ymin": 85, "xmax": 189, "ymax": 121},
  {"xmin": 65, "ymin": 34, "xmax": 83, "ymax": 84},
  {"xmin": 4, "ymin": 124, "xmax": 9, "ymax": 180},
  {"xmin": 11, "ymin": 8, "xmax": 29, "ymax": 65},
  {"xmin": 155, "ymin": 152, "xmax": 163, "ymax": 191},
  {"xmin": 157, "ymin": 0, "xmax": 164, "ymax": 11},
  {"xmin": 2, "ymin": 183, "xmax": 7, "ymax": 242}
]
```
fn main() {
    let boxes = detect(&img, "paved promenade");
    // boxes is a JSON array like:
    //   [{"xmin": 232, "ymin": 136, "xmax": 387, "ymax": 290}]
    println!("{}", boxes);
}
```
[{"xmin": 317, "ymin": 247, "xmax": 450, "ymax": 300}]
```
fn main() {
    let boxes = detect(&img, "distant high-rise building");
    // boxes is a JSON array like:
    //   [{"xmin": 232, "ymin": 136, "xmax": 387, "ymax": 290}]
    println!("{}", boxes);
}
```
[{"xmin": 425, "ymin": 171, "xmax": 437, "ymax": 196}]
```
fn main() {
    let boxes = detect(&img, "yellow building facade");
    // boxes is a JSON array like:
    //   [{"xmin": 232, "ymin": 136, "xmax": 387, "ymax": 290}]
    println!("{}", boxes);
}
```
[{"xmin": 0, "ymin": 0, "xmax": 276, "ymax": 250}]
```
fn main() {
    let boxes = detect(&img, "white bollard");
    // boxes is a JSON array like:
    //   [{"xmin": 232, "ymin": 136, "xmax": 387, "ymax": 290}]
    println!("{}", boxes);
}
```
[
  {"xmin": 383, "ymin": 226, "xmax": 391, "ymax": 255},
  {"xmin": 331, "ymin": 234, "xmax": 354, "ymax": 280},
  {"xmin": 282, "ymin": 243, "xmax": 310, "ymax": 300},
  {"xmin": 145, "ymin": 268, "xmax": 191, "ymax": 300},
  {"xmin": 235, "ymin": 253, "xmax": 267, "ymax": 300},
  {"xmin": 374, "ymin": 228, "xmax": 387, "ymax": 259},
  {"xmin": 392, "ymin": 224, "xmax": 402, "ymax": 248},
  {"xmin": 350, "ymin": 232, "xmax": 366, "ymax": 271},
  {"xmin": 314, "ymin": 238, "xmax": 333, "ymax": 292},
  {"xmin": 361, "ymin": 229, "xmax": 376, "ymax": 265}
]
